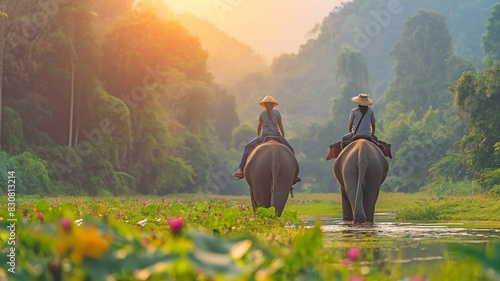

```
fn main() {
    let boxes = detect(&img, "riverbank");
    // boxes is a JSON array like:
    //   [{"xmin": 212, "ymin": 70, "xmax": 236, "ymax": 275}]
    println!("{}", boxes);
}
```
[
  {"xmin": 285, "ymin": 192, "xmax": 500, "ymax": 222},
  {"xmin": 9, "ymin": 192, "xmax": 500, "ymax": 222},
  {"xmin": 1, "ymin": 192, "xmax": 499, "ymax": 280}
]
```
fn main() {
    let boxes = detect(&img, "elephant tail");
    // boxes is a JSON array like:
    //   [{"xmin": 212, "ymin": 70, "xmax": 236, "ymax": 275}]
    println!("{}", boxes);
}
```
[{"xmin": 353, "ymin": 159, "xmax": 367, "ymax": 223}]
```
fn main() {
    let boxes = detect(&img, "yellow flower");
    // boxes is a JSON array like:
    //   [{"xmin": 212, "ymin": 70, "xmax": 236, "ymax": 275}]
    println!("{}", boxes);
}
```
[
  {"xmin": 70, "ymin": 224, "xmax": 111, "ymax": 265},
  {"xmin": 56, "ymin": 222, "xmax": 111, "ymax": 265}
]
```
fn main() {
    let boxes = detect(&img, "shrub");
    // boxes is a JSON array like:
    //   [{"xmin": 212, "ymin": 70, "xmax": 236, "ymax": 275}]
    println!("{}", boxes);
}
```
[{"xmin": 10, "ymin": 151, "xmax": 52, "ymax": 195}]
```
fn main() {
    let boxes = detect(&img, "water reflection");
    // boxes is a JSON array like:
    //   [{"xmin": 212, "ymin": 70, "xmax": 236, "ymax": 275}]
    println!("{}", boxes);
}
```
[{"xmin": 304, "ymin": 213, "xmax": 500, "ymax": 266}]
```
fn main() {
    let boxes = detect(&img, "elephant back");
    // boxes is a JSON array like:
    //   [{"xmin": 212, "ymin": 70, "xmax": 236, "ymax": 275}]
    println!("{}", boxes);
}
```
[
  {"xmin": 337, "ymin": 139, "xmax": 385, "ymax": 160},
  {"xmin": 245, "ymin": 140, "xmax": 298, "ymax": 173}
]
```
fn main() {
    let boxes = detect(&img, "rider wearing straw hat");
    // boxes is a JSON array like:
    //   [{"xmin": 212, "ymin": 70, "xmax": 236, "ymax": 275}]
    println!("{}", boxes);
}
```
[
  {"xmin": 232, "ymin": 95, "xmax": 296, "ymax": 179},
  {"xmin": 343, "ymin": 93, "xmax": 378, "ymax": 141}
]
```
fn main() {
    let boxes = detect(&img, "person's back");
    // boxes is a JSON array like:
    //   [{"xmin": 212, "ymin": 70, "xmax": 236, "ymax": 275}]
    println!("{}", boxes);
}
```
[{"xmin": 343, "ymin": 93, "xmax": 377, "ymax": 141}]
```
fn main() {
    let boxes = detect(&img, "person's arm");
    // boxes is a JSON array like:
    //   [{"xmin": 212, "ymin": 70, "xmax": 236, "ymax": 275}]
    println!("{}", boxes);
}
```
[
  {"xmin": 257, "ymin": 120, "xmax": 263, "ymax": 136},
  {"xmin": 371, "ymin": 109, "xmax": 376, "ymax": 134},
  {"xmin": 348, "ymin": 109, "xmax": 355, "ymax": 133},
  {"xmin": 278, "ymin": 120, "xmax": 285, "ymax": 137}
]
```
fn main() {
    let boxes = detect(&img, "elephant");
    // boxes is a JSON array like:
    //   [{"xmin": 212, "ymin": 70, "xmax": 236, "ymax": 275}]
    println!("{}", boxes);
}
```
[
  {"xmin": 326, "ymin": 139, "xmax": 388, "ymax": 224},
  {"xmin": 244, "ymin": 137, "xmax": 299, "ymax": 217}
]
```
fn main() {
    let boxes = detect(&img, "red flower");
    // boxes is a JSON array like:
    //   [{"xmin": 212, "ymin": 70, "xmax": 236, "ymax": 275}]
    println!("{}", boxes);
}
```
[
  {"xmin": 35, "ymin": 211, "xmax": 44, "ymax": 222},
  {"xmin": 348, "ymin": 246, "xmax": 361, "ymax": 261},
  {"xmin": 168, "ymin": 217, "xmax": 183, "ymax": 235},
  {"xmin": 61, "ymin": 217, "xmax": 71, "ymax": 233}
]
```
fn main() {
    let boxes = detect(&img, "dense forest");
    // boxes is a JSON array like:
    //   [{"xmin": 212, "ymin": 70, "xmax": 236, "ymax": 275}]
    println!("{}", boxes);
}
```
[{"xmin": 0, "ymin": 0, "xmax": 498, "ymax": 196}]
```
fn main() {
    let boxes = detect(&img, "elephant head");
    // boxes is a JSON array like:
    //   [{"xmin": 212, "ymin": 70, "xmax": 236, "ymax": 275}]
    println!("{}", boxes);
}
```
[
  {"xmin": 328, "ymin": 139, "xmax": 388, "ymax": 224},
  {"xmin": 244, "ymin": 139, "xmax": 299, "ymax": 217}
]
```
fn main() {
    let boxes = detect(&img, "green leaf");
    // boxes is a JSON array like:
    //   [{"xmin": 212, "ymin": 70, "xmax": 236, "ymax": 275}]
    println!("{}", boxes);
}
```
[
  {"xmin": 187, "ymin": 231, "xmax": 244, "ymax": 276},
  {"xmin": 256, "ymin": 207, "xmax": 276, "ymax": 218}
]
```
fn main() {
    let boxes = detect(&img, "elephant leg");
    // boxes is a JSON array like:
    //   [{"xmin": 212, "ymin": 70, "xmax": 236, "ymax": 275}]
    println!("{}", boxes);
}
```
[
  {"xmin": 250, "ymin": 172, "xmax": 273, "ymax": 210},
  {"xmin": 363, "ymin": 181, "xmax": 381, "ymax": 222},
  {"xmin": 273, "ymin": 176, "xmax": 293, "ymax": 217},
  {"xmin": 247, "ymin": 175, "xmax": 270, "ymax": 212},
  {"xmin": 341, "ymin": 187, "xmax": 353, "ymax": 221}
]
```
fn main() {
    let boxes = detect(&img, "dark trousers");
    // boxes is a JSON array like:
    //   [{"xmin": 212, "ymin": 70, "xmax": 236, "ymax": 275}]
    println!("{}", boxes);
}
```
[{"xmin": 342, "ymin": 133, "xmax": 379, "ymax": 142}]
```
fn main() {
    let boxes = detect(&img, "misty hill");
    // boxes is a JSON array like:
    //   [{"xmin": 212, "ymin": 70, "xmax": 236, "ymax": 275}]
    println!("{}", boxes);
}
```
[
  {"xmin": 231, "ymin": 0, "xmax": 498, "ymax": 123},
  {"xmin": 175, "ymin": 13, "xmax": 268, "ymax": 87}
]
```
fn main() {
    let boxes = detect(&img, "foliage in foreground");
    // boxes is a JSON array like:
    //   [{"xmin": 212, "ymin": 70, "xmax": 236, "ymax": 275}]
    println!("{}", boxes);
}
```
[{"xmin": 0, "ymin": 196, "xmax": 499, "ymax": 280}]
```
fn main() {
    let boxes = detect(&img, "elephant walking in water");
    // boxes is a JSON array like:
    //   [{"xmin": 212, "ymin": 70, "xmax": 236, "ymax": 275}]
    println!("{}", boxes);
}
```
[
  {"xmin": 244, "ymin": 138, "xmax": 299, "ymax": 217},
  {"xmin": 327, "ymin": 139, "xmax": 388, "ymax": 224}
]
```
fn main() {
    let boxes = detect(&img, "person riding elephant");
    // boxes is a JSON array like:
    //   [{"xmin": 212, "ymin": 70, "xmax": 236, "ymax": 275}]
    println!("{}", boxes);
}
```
[
  {"xmin": 232, "ymin": 95, "xmax": 299, "ymax": 184},
  {"xmin": 332, "ymin": 93, "xmax": 392, "ymax": 159},
  {"xmin": 327, "ymin": 139, "xmax": 389, "ymax": 224},
  {"xmin": 343, "ymin": 93, "xmax": 378, "ymax": 143},
  {"xmin": 244, "ymin": 138, "xmax": 299, "ymax": 217}
]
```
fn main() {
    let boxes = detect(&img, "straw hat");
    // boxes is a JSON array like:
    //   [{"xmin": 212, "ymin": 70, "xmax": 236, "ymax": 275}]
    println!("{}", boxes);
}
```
[
  {"xmin": 259, "ymin": 95, "xmax": 278, "ymax": 107},
  {"xmin": 351, "ymin": 93, "xmax": 373, "ymax": 106}
]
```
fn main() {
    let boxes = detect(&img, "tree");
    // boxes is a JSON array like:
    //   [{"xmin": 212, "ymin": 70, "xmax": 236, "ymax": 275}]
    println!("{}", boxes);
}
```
[
  {"xmin": 101, "ymin": 9, "xmax": 220, "ymax": 194},
  {"xmin": 101, "ymin": 9, "xmax": 209, "ymax": 100},
  {"xmin": 331, "ymin": 47, "xmax": 370, "ymax": 125},
  {"xmin": 482, "ymin": 3, "xmax": 500, "ymax": 65},
  {"xmin": 0, "ymin": 0, "xmax": 6, "ymax": 151},
  {"xmin": 383, "ymin": 10, "xmax": 453, "ymax": 117},
  {"xmin": 453, "ymin": 62, "xmax": 500, "ymax": 176}
]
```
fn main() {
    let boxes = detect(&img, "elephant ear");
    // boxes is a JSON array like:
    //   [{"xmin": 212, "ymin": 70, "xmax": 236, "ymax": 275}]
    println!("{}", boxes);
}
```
[
  {"xmin": 326, "ymin": 141, "xmax": 342, "ymax": 160},
  {"xmin": 379, "ymin": 141, "xmax": 393, "ymax": 159}
]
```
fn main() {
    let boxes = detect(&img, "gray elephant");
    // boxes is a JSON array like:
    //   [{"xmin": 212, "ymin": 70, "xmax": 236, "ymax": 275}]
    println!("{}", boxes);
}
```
[
  {"xmin": 326, "ymin": 139, "xmax": 388, "ymax": 223},
  {"xmin": 244, "ymin": 138, "xmax": 299, "ymax": 217}
]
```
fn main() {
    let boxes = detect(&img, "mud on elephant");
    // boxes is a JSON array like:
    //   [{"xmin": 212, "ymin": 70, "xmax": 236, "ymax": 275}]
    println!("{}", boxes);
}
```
[
  {"xmin": 244, "ymin": 138, "xmax": 299, "ymax": 217},
  {"xmin": 327, "ymin": 139, "xmax": 389, "ymax": 224}
]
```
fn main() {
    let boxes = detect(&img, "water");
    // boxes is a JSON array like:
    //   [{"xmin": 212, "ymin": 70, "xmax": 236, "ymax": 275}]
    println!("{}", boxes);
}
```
[{"xmin": 305, "ymin": 213, "xmax": 500, "ymax": 266}]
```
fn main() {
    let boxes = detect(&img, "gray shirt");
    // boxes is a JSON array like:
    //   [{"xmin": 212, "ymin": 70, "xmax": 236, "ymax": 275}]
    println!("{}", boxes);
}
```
[
  {"xmin": 348, "ymin": 107, "xmax": 376, "ymax": 136},
  {"xmin": 259, "ymin": 110, "xmax": 282, "ymax": 137}
]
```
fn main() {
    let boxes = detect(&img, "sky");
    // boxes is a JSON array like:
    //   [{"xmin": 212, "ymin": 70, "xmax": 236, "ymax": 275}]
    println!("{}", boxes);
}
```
[{"xmin": 165, "ymin": 0, "xmax": 346, "ymax": 60}]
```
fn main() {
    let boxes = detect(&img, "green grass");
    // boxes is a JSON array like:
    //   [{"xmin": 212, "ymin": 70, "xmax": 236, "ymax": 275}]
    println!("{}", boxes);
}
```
[
  {"xmin": 1, "ymin": 193, "xmax": 499, "ymax": 280},
  {"xmin": 284, "ymin": 192, "xmax": 500, "ymax": 222}
]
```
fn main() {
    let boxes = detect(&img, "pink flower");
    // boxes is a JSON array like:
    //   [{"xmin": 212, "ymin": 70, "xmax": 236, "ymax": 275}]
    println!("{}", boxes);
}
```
[
  {"xmin": 35, "ymin": 211, "xmax": 44, "ymax": 222},
  {"xmin": 55, "ymin": 198, "xmax": 59, "ymax": 202},
  {"xmin": 61, "ymin": 217, "xmax": 71, "ymax": 233},
  {"xmin": 341, "ymin": 259, "xmax": 352, "ymax": 267},
  {"xmin": 410, "ymin": 277, "xmax": 427, "ymax": 281},
  {"xmin": 348, "ymin": 246, "xmax": 361, "ymax": 261},
  {"xmin": 161, "ymin": 197, "xmax": 165, "ymax": 203},
  {"xmin": 168, "ymin": 217, "xmax": 183, "ymax": 235},
  {"xmin": 141, "ymin": 237, "xmax": 148, "ymax": 247},
  {"xmin": 349, "ymin": 276, "xmax": 365, "ymax": 281}
]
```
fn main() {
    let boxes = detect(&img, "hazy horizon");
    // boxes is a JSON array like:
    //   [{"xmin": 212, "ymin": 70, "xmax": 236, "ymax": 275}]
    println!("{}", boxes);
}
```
[{"xmin": 166, "ymin": 0, "xmax": 346, "ymax": 60}]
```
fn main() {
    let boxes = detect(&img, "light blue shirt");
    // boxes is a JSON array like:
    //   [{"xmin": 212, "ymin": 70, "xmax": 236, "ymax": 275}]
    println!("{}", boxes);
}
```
[
  {"xmin": 259, "ymin": 110, "xmax": 282, "ymax": 137},
  {"xmin": 348, "ymin": 107, "xmax": 376, "ymax": 136}
]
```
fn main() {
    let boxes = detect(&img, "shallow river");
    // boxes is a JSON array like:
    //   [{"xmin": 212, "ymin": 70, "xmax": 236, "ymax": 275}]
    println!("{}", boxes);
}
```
[{"xmin": 305, "ymin": 213, "xmax": 500, "ymax": 267}]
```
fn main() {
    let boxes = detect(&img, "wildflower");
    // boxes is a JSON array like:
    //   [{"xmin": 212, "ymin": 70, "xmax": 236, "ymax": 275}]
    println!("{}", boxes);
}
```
[
  {"xmin": 350, "ymin": 276, "xmax": 365, "ymax": 281},
  {"xmin": 348, "ymin": 246, "xmax": 361, "ymax": 261},
  {"xmin": 341, "ymin": 259, "xmax": 352, "ymax": 267},
  {"xmin": 168, "ymin": 217, "xmax": 183, "ymax": 235},
  {"xmin": 61, "ymin": 217, "xmax": 71, "ymax": 233},
  {"xmin": 70, "ymin": 224, "xmax": 111, "ymax": 265},
  {"xmin": 55, "ymin": 197, "xmax": 59, "ymax": 202},
  {"xmin": 35, "ymin": 211, "xmax": 44, "ymax": 222},
  {"xmin": 137, "ymin": 219, "xmax": 147, "ymax": 227},
  {"xmin": 75, "ymin": 218, "xmax": 83, "ymax": 226},
  {"xmin": 141, "ymin": 237, "xmax": 148, "ymax": 247},
  {"xmin": 161, "ymin": 197, "xmax": 165, "ymax": 203}
]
